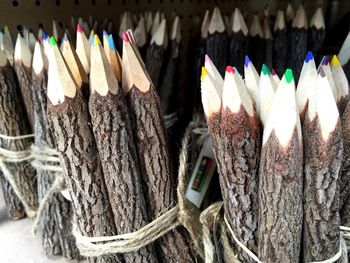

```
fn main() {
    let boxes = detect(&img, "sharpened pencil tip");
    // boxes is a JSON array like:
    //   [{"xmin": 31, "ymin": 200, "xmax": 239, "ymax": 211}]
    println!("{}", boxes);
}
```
[
  {"xmin": 50, "ymin": 36, "xmax": 57, "ymax": 46},
  {"xmin": 318, "ymin": 66, "xmax": 326, "ymax": 77},
  {"xmin": 226, "ymin": 66, "xmax": 235, "ymax": 74},
  {"xmin": 305, "ymin": 51, "xmax": 314, "ymax": 63},
  {"xmin": 77, "ymin": 24, "xmax": 83, "ymax": 33},
  {"xmin": 103, "ymin": 30, "xmax": 108, "ymax": 36},
  {"xmin": 271, "ymin": 68, "xmax": 277, "ymax": 75},
  {"xmin": 331, "ymin": 55, "xmax": 340, "ymax": 67},
  {"xmin": 108, "ymin": 35, "xmax": 116, "ymax": 51},
  {"xmin": 201, "ymin": 66, "xmax": 208, "ymax": 81},
  {"xmin": 122, "ymin": 32, "xmax": 129, "ymax": 42},
  {"xmin": 205, "ymin": 54, "xmax": 211, "ymax": 62},
  {"xmin": 244, "ymin": 55, "xmax": 250, "ymax": 68},
  {"xmin": 262, "ymin": 64, "xmax": 270, "ymax": 75},
  {"xmin": 320, "ymin": 56, "xmax": 330, "ymax": 65},
  {"xmin": 43, "ymin": 32, "xmax": 48, "ymax": 40},
  {"xmin": 63, "ymin": 33, "xmax": 68, "ymax": 41},
  {"xmin": 284, "ymin": 69, "xmax": 293, "ymax": 83},
  {"xmin": 94, "ymin": 34, "xmax": 101, "ymax": 46},
  {"xmin": 90, "ymin": 30, "xmax": 94, "ymax": 36}
]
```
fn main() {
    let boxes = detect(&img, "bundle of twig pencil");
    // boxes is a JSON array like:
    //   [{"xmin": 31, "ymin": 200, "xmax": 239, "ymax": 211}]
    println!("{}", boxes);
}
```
[{"xmin": 201, "ymin": 50, "xmax": 349, "ymax": 262}]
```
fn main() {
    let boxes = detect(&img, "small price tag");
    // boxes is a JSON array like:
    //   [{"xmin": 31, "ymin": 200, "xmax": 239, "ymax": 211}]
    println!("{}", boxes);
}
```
[{"xmin": 186, "ymin": 136, "xmax": 216, "ymax": 208}]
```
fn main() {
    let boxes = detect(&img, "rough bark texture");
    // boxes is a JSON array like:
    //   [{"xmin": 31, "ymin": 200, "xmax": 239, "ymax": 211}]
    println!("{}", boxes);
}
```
[
  {"xmin": 340, "ymin": 103, "xmax": 350, "ymax": 211},
  {"xmin": 289, "ymin": 28, "xmax": 308, "ymax": 81},
  {"xmin": 308, "ymin": 27, "xmax": 325, "ymax": 62},
  {"xmin": 248, "ymin": 36, "xmax": 264, "ymax": 72},
  {"xmin": 339, "ymin": 96, "xmax": 349, "ymax": 118},
  {"xmin": 159, "ymin": 40, "xmax": 178, "ymax": 116},
  {"xmin": 206, "ymin": 32, "xmax": 227, "ymax": 76},
  {"xmin": 89, "ymin": 91, "xmax": 158, "ymax": 263},
  {"xmin": 0, "ymin": 63, "xmax": 37, "ymax": 219},
  {"xmin": 303, "ymin": 118, "xmax": 342, "ymax": 262},
  {"xmin": 47, "ymin": 93, "xmax": 120, "ymax": 263},
  {"xmin": 145, "ymin": 44, "xmax": 165, "ymax": 91},
  {"xmin": 228, "ymin": 32, "xmax": 248, "ymax": 75},
  {"xmin": 221, "ymin": 107, "xmax": 260, "ymax": 263},
  {"xmin": 14, "ymin": 62, "xmax": 34, "ymax": 130},
  {"xmin": 126, "ymin": 86, "xmax": 195, "ymax": 263},
  {"xmin": 273, "ymin": 29, "xmax": 287, "ymax": 77},
  {"xmin": 258, "ymin": 129, "xmax": 303, "ymax": 263},
  {"xmin": 31, "ymin": 71, "xmax": 79, "ymax": 259}
]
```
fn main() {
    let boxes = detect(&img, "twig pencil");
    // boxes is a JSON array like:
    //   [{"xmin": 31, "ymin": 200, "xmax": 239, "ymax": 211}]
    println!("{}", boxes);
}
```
[
  {"xmin": 61, "ymin": 34, "xmax": 89, "ymax": 100},
  {"xmin": 122, "ymin": 32, "xmax": 194, "ymax": 263},
  {"xmin": 319, "ymin": 56, "xmax": 339, "ymax": 105},
  {"xmin": 103, "ymin": 34, "xmax": 122, "ymax": 82},
  {"xmin": 228, "ymin": 8, "xmax": 248, "ymax": 75},
  {"xmin": 289, "ymin": 5, "xmax": 308, "ymax": 81},
  {"xmin": 221, "ymin": 66, "xmax": 260, "ymax": 262},
  {"xmin": 0, "ymin": 49, "xmax": 37, "ymax": 220},
  {"xmin": 286, "ymin": 3, "xmax": 295, "ymax": 27},
  {"xmin": 271, "ymin": 68, "xmax": 280, "ymax": 87},
  {"xmin": 159, "ymin": 16, "xmax": 180, "ymax": 116},
  {"xmin": 47, "ymin": 37, "xmax": 119, "ymax": 263},
  {"xmin": 31, "ymin": 41, "xmax": 78, "ymax": 259},
  {"xmin": 89, "ymin": 35, "xmax": 158, "ymax": 263},
  {"xmin": 331, "ymin": 55, "xmax": 349, "ymax": 116},
  {"xmin": 151, "ymin": 11, "xmax": 161, "ymax": 37},
  {"xmin": 308, "ymin": 7, "xmax": 325, "ymax": 62},
  {"xmin": 145, "ymin": 10, "xmax": 153, "ymax": 35},
  {"xmin": 4, "ymin": 25, "xmax": 14, "ymax": 51},
  {"xmin": 258, "ymin": 69, "xmax": 303, "ymax": 263},
  {"xmin": 244, "ymin": 55, "xmax": 259, "ymax": 105},
  {"xmin": 296, "ymin": 51, "xmax": 317, "ymax": 122},
  {"xmin": 206, "ymin": 7, "xmax": 227, "ymax": 76},
  {"xmin": 256, "ymin": 64, "xmax": 275, "ymax": 126},
  {"xmin": 302, "ymin": 67, "xmax": 342, "ymax": 262},
  {"xmin": 14, "ymin": 33, "xmax": 34, "ymax": 129},
  {"xmin": 133, "ymin": 16, "xmax": 148, "ymax": 59},
  {"xmin": 76, "ymin": 24, "xmax": 90, "ymax": 75},
  {"xmin": 118, "ymin": 12, "xmax": 134, "ymax": 52},
  {"xmin": 145, "ymin": 19, "xmax": 167, "ymax": 91},
  {"xmin": 248, "ymin": 13, "xmax": 264, "ymax": 71},
  {"xmin": 0, "ymin": 28, "xmax": 14, "ymax": 65},
  {"xmin": 338, "ymin": 31, "xmax": 350, "ymax": 80},
  {"xmin": 263, "ymin": 17, "xmax": 273, "ymax": 69},
  {"xmin": 273, "ymin": 10, "xmax": 287, "ymax": 77}
]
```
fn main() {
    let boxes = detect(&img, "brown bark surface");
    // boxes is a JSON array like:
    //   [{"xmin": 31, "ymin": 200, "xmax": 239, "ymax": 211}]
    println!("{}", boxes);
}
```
[
  {"xmin": 31, "ymin": 71, "xmax": 79, "ymax": 259},
  {"xmin": 221, "ymin": 107, "xmax": 260, "ymax": 263},
  {"xmin": 258, "ymin": 128, "xmax": 303, "ymax": 263},
  {"xmin": 0, "ymin": 63, "xmax": 37, "ymax": 219},
  {"xmin": 14, "ymin": 62, "xmax": 34, "ymax": 130},
  {"xmin": 303, "ymin": 118, "xmax": 342, "ymax": 262},
  {"xmin": 340, "ymin": 103, "xmax": 350, "ymax": 210},
  {"xmin": 126, "ymin": 86, "xmax": 194, "ymax": 263},
  {"xmin": 47, "ymin": 92, "xmax": 120, "ymax": 263},
  {"xmin": 89, "ymin": 91, "xmax": 158, "ymax": 263}
]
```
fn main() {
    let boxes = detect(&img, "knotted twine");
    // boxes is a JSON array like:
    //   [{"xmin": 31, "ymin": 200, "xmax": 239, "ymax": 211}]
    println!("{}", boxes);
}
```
[
  {"xmin": 200, "ymin": 201, "xmax": 349, "ymax": 263},
  {"xmin": 0, "ymin": 133, "xmax": 37, "ymax": 218},
  {"xmin": 72, "ymin": 122, "xmax": 204, "ymax": 257}
]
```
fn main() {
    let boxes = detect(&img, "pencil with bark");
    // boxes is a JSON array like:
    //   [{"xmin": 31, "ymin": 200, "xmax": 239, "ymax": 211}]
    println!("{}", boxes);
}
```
[
  {"xmin": 122, "ymin": 31, "xmax": 195, "ymax": 263},
  {"xmin": 248, "ymin": 13, "xmax": 264, "ymax": 71},
  {"xmin": 145, "ymin": 19, "xmax": 167, "ymax": 91},
  {"xmin": 220, "ymin": 65, "xmax": 260, "ymax": 262},
  {"xmin": 31, "ymin": 41, "xmax": 78, "ymax": 259},
  {"xmin": 89, "ymin": 34, "xmax": 158, "ymax": 263},
  {"xmin": 338, "ymin": 31, "xmax": 350, "ymax": 80},
  {"xmin": 308, "ymin": 7, "xmax": 326, "ymax": 63},
  {"xmin": 263, "ymin": 16, "xmax": 273, "ymax": 69},
  {"xmin": 289, "ymin": 5, "xmax": 308, "ymax": 81},
  {"xmin": 302, "ymin": 66, "xmax": 342, "ymax": 263},
  {"xmin": 103, "ymin": 34, "xmax": 122, "ymax": 83},
  {"xmin": 0, "ymin": 48, "xmax": 37, "ymax": 220},
  {"xmin": 273, "ymin": 10, "xmax": 287, "ymax": 77},
  {"xmin": 206, "ymin": 7, "xmax": 227, "ymax": 76},
  {"xmin": 331, "ymin": 55, "xmax": 349, "ymax": 116},
  {"xmin": 0, "ymin": 27, "xmax": 14, "ymax": 65},
  {"xmin": 258, "ymin": 69, "xmax": 303, "ymax": 263},
  {"xmin": 228, "ymin": 7, "xmax": 248, "ymax": 75},
  {"xmin": 14, "ymin": 33, "xmax": 34, "ymax": 129},
  {"xmin": 133, "ymin": 16, "xmax": 148, "ymax": 59},
  {"xmin": 46, "ymin": 36, "xmax": 120, "ymax": 263},
  {"xmin": 244, "ymin": 55, "xmax": 260, "ymax": 105},
  {"xmin": 75, "ymin": 24, "xmax": 90, "ymax": 77}
]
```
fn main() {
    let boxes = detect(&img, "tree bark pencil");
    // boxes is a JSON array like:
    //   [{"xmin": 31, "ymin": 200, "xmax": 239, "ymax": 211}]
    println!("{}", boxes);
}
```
[
  {"xmin": 308, "ymin": 7, "xmax": 325, "ymax": 63},
  {"xmin": 302, "ymin": 67, "xmax": 342, "ymax": 262},
  {"xmin": 221, "ymin": 66, "xmax": 260, "ymax": 262},
  {"xmin": 258, "ymin": 69, "xmax": 303, "ymax": 263},
  {"xmin": 338, "ymin": 31, "xmax": 350, "ymax": 81},
  {"xmin": 289, "ymin": 6, "xmax": 308, "ymax": 81},
  {"xmin": 159, "ymin": 16, "xmax": 180, "ymax": 116},
  {"xmin": 14, "ymin": 33, "xmax": 34, "ymax": 130},
  {"xmin": 0, "ymin": 49, "xmax": 37, "ymax": 220},
  {"xmin": 122, "ymin": 32, "xmax": 194, "ymax": 263},
  {"xmin": 248, "ymin": 14, "xmax": 264, "ymax": 72},
  {"xmin": 331, "ymin": 55, "xmax": 349, "ymax": 117},
  {"xmin": 31, "ymin": 41, "xmax": 79, "ymax": 259},
  {"xmin": 145, "ymin": 19, "xmax": 167, "ymax": 91},
  {"xmin": 46, "ymin": 36, "xmax": 119, "ymax": 263},
  {"xmin": 89, "ymin": 35, "xmax": 158, "ymax": 263},
  {"xmin": 273, "ymin": 10, "xmax": 287, "ymax": 78},
  {"xmin": 103, "ymin": 34, "xmax": 122, "ymax": 83},
  {"xmin": 340, "ymin": 101, "xmax": 350, "ymax": 213},
  {"xmin": 206, "ymin": 7, "xmax": 227, "ymax": 76},
  {"xmin": 228, "ymin": 8, "xmax": 248, "ymax": 75},
  {"xmin": 263, "ymin": 17, "xmax": 273, "ymax": 70},
  {"xmin": 134, "ymin": 16, "xmax": 148, "ymax": 59}
]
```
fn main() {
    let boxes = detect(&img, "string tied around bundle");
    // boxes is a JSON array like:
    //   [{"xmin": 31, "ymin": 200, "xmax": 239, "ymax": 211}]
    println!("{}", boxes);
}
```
[{"xmin": 72, "ymin": 122, "xmax": 204, "ymax": 258}]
